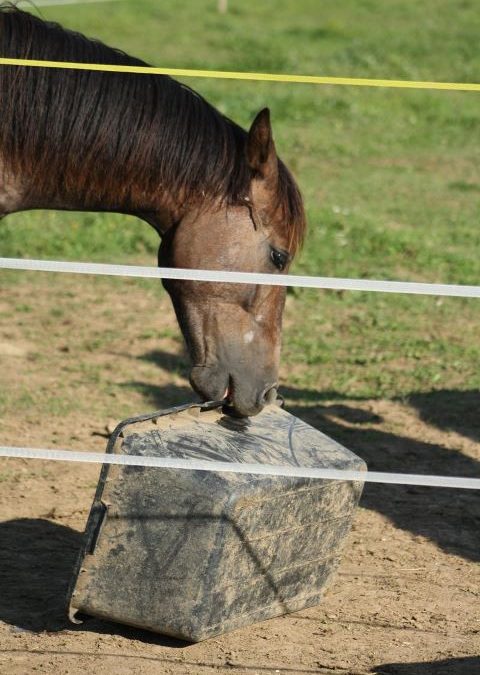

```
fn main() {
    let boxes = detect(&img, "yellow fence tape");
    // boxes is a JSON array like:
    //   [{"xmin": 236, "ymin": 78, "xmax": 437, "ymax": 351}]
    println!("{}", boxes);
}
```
[{"xmin": 0, "ymin": 57, "xmax": 479, "ymax": 91}]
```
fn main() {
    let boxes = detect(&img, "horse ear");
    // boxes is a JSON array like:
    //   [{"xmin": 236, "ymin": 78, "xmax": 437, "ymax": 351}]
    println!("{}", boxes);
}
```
[{"xmin": 246, "ymin": 108, "xmax": 278, "ymax": 183}]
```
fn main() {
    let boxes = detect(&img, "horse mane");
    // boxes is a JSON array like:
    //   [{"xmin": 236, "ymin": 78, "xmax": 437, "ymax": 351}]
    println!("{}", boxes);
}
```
[{"xmin": 0, "ymin": 5, "xmax": 305, "ymax": 250}]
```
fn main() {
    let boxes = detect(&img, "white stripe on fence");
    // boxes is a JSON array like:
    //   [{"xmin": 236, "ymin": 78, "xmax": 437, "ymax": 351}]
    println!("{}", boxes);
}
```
[
  {"xmin": 2, "ymin": 256, "xmax": 479, "ymax": 491},
  {"xmin": 1, "ymin": 446, "xmax": 479, "ymax": 490},
  {"xmin": 1, "ymin": 257, "xmax": 480, "ymax": 298}
]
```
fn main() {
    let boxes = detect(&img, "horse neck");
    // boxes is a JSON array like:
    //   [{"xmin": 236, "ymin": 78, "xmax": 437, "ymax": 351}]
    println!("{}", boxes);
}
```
[
  {"xmin": 4, "ymin": 103, "xmax": 241, "ymax": 235},
  {"xmin": 0, "ymin": 9, "xmax": 250, "ymax": 232},
  {"xmin": 1, "ymin": 145, "xmax": 191, "ymax": 235}
]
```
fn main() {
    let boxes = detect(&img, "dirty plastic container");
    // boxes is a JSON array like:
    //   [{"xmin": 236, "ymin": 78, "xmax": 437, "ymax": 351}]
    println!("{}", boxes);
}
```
[{"xmin": 68, "ymin": 401, "xmax": 366, "ymax": 641}]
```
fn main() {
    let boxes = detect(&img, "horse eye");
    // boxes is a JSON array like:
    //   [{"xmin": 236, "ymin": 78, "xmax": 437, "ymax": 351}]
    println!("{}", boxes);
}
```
[{"xmin": 270, "ymin": 248, "xmax": 288, "ymax": 271}]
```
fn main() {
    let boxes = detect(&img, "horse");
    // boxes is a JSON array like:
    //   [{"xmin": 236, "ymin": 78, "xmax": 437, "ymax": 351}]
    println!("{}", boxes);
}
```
[{"xmin": 0, "ymin": 6, "xmax": 306, "ymax": 417}]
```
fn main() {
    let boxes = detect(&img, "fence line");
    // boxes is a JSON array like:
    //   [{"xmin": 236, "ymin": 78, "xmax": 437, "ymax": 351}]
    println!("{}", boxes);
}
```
[
  {"xmin": 2, "ymin": 255, "xmax": 478, "ymax": 491},
  {"xmin": 3, "ymin": 257, "xmax": 478, "ymax": 490},
  {"xmin": 1, "ymin": 256, "xmax": 478, "ymax": 491},
  {"xmin": 1, "ymin": 56, "xmax": 480, "ymax": 92},
  {"xmin": 1, "ymin": 48, "xmax": 478, "ymax": 494},
  {"xmin": 1, "ymin": 446, "xmax": 479, "ymax": 490},
  {"xmin": 1, "ymin": 257, "xmax": 479, "ymax": 298}
]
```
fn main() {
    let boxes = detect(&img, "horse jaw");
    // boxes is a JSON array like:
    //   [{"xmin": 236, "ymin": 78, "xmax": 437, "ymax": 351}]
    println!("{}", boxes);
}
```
[{"xmin": 159, "ymin": 203, "xmax": 287, "ymax": 417}]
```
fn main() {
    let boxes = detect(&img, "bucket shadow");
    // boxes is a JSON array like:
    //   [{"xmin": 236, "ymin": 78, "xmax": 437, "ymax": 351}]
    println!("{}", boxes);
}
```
[
  {"xmin": 0, "ymin": 518, "xmax": 184, "ymax": 645},
  {"xmin": 0, "ymin": 512, "xmax": 302, "ymax": 644},
  {"xmin": 0, "ymin": 518, "xmax": 82, "ymax": 632}
]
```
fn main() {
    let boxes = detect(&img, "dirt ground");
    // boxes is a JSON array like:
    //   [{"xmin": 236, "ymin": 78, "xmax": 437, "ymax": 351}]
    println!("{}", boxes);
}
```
[{"xmin": 0, "ymin": 275, "xmax": 479, "ymax": 675}]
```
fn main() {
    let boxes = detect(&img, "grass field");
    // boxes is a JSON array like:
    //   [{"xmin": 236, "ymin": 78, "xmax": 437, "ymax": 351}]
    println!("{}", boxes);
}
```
[{"xmin": 1, "ymin": 0, "xmax": 479, "ymax": 401}]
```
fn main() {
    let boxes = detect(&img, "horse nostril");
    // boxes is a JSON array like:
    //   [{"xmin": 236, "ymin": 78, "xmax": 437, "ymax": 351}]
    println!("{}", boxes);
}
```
[{"xmin": 259, "ymin": 385, "xmax": 278, "ymax": 407}]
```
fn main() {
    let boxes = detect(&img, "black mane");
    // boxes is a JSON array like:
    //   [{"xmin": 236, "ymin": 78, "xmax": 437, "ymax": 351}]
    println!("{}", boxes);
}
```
[
  {"xmin": 0, "ymin": 6, "xmax": 305, "ymax": 248},
  {"xmin": 0, "ymin": 6, "xmax": 251, "ymax": 206}
]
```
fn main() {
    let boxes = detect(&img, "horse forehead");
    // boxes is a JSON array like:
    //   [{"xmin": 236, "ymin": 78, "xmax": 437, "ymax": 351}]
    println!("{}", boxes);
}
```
[
  {"xmin": 180, "ymin": 204, "xmax": 290, "ymax": 257},
  {"xmin": 224, "ymin": 203, "xmax": 290, "ymax": 246}
]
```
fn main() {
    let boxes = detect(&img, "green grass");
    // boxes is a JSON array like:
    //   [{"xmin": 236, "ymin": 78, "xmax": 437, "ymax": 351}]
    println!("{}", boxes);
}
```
[{"xmin": 1, "ymin": 0, "xmax": 479, "ymax": 399}]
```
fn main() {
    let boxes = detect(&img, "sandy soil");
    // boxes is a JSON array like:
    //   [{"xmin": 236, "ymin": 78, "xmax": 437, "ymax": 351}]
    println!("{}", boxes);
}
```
[{"xmin": 0, "ymin": 275, "xmax": 479, "ymax": 674}]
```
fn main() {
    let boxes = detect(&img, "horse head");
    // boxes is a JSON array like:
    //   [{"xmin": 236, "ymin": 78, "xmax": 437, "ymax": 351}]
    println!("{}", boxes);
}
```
[
  {"xmin": 159, "ymin": 109, "xmax": 306, "ymax": 417},
  {"xmin": 0, "ymin": 9, "xmax": 306, "ymax": 417}
]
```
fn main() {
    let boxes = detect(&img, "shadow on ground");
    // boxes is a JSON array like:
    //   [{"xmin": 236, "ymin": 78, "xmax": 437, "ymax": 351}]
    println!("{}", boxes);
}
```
[
  {"xmin": 130, "ymin": 349, "xmax": 480, "ymax": 563},
  {"xmin": 0, "ymin": 519, "xmax": 80, "ymax": 631},
  {"xmin": 407, "ymin": 389, "xmax": 480, "ymax": 443},
  {"xmin": 372, "ymin": 656, "xmax": 480, "ymax": 675},
  {"xmin": 0, "ymin": 518, "xmax": 184, "ymax": 645},
  {"xmin": 283, "ymin": 386, "xmax": 480, "ymax": 563}
]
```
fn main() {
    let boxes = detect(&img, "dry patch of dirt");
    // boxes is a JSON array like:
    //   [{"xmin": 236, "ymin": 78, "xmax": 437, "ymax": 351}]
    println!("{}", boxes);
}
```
[{"xmin": 0, "ymin": 275, "xmax": 479, "ymax": 674}]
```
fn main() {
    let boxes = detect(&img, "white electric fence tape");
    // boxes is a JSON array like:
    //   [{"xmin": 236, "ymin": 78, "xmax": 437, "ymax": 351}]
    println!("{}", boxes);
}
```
[
  {"xmin": 2, "ymin": 256, "xmax": 479, "ymax": 490},
  {"xmin": 0, "ymin": 446, "xmax": 478, "ymax": 490},
  {"xmin": 1, "ymin": 257, "xmax": 480, "ymax": 297}
]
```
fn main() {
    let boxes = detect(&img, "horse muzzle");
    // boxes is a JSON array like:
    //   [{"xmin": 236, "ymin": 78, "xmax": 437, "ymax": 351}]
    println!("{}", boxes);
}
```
[{"xmin": 189, "ymin": 365, "xmax": 278, "ymax": 417}]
